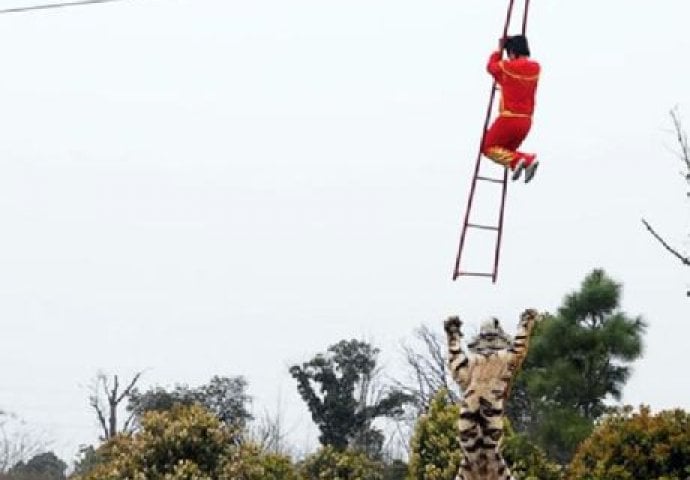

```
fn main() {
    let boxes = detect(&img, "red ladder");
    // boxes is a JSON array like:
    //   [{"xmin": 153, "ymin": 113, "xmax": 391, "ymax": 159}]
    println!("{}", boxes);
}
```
[{"xmin": 452, "ymin": 0, "xmax": 531, "ymax": 283}]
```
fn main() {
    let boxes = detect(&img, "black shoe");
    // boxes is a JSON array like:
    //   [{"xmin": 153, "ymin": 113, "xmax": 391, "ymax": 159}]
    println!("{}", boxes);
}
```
[
  {"xmin": 511, "ymin": 160, "xmax": 526, "ymax": 181},
  {"xmin": 524, "ymin": 160, "xmax": 539, "ymax": 183}
]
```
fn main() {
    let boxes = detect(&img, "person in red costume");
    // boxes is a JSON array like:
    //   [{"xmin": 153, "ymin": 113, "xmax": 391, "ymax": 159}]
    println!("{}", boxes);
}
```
[{"xmin": 482, "ymin": 35, "xmax": 541, "ymax": 183}]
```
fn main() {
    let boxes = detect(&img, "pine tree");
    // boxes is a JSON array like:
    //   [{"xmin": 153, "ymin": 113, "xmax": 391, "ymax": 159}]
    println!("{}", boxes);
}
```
[{"xmin": 508, "ymin": 269, "xmax": 647, "ymax": 463}]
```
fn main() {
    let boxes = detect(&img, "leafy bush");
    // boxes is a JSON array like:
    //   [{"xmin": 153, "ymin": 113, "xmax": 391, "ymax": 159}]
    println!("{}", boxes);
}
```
[
  {"xmin": 300, "ymin": 446, "xmax": 384, "ymax": 480},
  {"xmin": 568, "ymin": 406, "xmax": 690, "ymax": 480},
  {"xmin": 71, "ymin": 404, "xmax": 298, "ymax": 480},
  {"xmin": 502, "ymin": 421, "xmax": 563, "ymax": 480},
  {"xmin": 406, "ymin": 389, "xmax": 462, "ymax": 480},
  {"xmin": 382, "ymin": 459, "xmax": 407, "ymax": 480},
  {"xmin": 3, "ymin": 452, "xmax": 67, "ymax": 480}
]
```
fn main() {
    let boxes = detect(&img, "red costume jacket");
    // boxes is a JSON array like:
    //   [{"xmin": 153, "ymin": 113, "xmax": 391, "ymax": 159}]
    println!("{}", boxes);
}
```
[{"xmin": 487, "ymin": 51, "xmax": 540, "ymax": 118}]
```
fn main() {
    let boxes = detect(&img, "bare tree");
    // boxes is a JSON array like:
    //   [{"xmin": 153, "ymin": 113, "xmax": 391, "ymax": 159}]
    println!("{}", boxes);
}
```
[
  {"xmin": 642, "ymin": 109, "xmax": 690, "ymax": 294},
  {"xmin": 89, "ymin": 371, "xmax": 143, "ymax": 441},
  {"xmin": 0, "ymin": 412, "xmax": 45, "ymax": 474},
  {"xmin": 387, "ymin": 325, "xmax": 462, "ymax": 456},
  {"xmin": 397, "ymin": 325, "xmax": 459, "ymax": 415},
  {"xmin": 250, "ymin": 399, "xmax": 291, "ymax": 456}
]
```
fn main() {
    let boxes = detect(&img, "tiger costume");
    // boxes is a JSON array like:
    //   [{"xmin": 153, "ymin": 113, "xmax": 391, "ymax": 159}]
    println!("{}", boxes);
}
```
[{"xmin": 444, "ymin": 309, "xmax": 539, "ymax": 480}]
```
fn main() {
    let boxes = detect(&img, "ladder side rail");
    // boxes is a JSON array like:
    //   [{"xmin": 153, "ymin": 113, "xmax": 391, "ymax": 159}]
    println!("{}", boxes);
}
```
[
  {"xmin": 452, "ymin": 0, "xmax": 517, "ymax": 281},
  {"xmin": 452, "ymin": 83, "xmax": 500, "ymax": 280},
  {"xmin": 491, "ymin": 0, "xmax": 531, "ymax": 283}
]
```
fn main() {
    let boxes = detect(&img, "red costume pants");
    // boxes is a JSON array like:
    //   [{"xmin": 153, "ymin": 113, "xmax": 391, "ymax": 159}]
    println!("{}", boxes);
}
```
[{"xmin": 481, "ymin": 116, "xmax": 532, "ymax": 169}]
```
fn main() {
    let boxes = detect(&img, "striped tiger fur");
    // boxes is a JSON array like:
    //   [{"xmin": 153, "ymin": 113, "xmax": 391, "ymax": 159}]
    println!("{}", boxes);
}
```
[{"xmin": 444, "ymin": 309, "xmax": 539, "ymax": 480}]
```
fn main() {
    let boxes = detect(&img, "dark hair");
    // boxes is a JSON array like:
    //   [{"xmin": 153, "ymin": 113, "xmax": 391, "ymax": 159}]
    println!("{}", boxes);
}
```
[{"xmin": 504, "ymin": 35, "xmax": 530, "ymax": 57}]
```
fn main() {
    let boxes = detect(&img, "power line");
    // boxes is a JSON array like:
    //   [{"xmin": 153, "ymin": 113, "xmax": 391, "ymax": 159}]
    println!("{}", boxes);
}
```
[{"xmin": 0, "ymin": 0, "xmax": 127, "ymax": 15}]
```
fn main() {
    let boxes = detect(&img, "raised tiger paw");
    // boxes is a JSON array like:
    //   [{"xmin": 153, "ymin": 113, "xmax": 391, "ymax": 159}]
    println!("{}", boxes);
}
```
[
  {"xmin": 444, "ymin": 316, "xmax": 462, "ymax": 334},
  {"xmin": 520, "ymin": 308, "xmax": 540, "ymax": 325}
]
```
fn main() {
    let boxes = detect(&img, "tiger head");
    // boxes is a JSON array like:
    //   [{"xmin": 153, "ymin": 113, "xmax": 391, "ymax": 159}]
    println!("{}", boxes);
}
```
[{"xmin": 467, "ymin": 317, "xmax": 512, "ymax": 354}]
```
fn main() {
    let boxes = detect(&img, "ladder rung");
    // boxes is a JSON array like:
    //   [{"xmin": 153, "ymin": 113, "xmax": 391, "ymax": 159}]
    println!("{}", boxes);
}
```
[
  {"xmin": 476, "ymin": 175, "xmax": 505, "ymax": 184},
  {"xmin": 467, "ymin": 223, "xmax": 499, "ymax": 231},
  {"xmin": 457, "ymin": 271, "xmax": 494, "ymax": 278}
]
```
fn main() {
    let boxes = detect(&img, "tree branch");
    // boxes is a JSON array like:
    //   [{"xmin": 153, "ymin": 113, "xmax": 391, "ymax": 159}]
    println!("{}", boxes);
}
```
[
  {"xmin": 97, "ymin": 374, "xmax": 110, "ymax": 402},
  {"xmin": 110, "ymin": 375, "xmax": 119, "ymax": 404},
  {"xmin": 670, "ymin": 108, "xmax": 690, "ymax": 173},
  {"xmin": 116, "ymin": 372, "xmax": 143, "ymax": 404},
  {"xmin": 122, "ymin": 410, "xmax": 137, "ymax": 434},
  {"xmin": 641, "ymin": 218, "xmax": 690, "ymax": 266},
  {"xmin": 89, "ymin": 395, "xmax": 109, "ymax": 441}
]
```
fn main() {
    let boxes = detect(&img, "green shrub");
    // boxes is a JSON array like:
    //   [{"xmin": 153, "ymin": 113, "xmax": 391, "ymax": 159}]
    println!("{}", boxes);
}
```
[
  {"xmin": 406, "ymin": 389, "xmax": 462, "ymax": 480},
  {"xmin": 568, "ymin": 406, "xmax": 690, "ymax": 480},
  {"xmin": 70, "ymin": 404, "xmax": 299, "ymax": 480},
  {"xmin": 502, "ymin": 421, "xmax": 563, "ymax": 480},
  {"xmin": 300, "ymin": 446, "xmax": 384, "ymax": 480}
]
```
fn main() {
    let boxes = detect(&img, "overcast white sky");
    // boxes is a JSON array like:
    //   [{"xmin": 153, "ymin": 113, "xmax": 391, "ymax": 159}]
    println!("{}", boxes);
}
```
[{"xmin": 0, "ymin": 0, "xmax": 688, "ymax": 464}]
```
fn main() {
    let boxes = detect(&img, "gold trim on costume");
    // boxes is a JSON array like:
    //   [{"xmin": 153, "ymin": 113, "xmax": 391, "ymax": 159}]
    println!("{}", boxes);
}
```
[
  {"xmin": 485, "ymin": 147, "xmax": 515, "ymax": 166},
  {"xmin": 500, "ymin": 110, "xmax": 532, "ymax": 118},
  {"xmin": 499, "ymin": 63, "xmax": 540, "ymax": 81}
]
